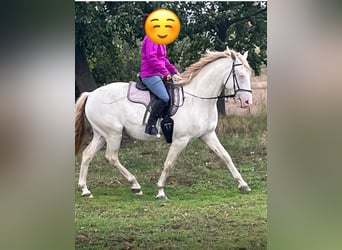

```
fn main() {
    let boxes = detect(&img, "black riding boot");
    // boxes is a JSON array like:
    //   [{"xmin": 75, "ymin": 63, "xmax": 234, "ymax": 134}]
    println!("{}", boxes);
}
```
[{"xmin": 145, "ymin": 99, "xmax": 168, "ymax": 135}]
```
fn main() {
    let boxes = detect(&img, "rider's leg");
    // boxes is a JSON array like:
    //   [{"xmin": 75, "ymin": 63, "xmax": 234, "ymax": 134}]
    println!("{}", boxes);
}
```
[
  {"xmin": 145, "ymin": 99, "xmax": 168, "ymax": 135},
  {"xmin": 141, "ymin": 76, "xmax": 170, "ymax": 135}
]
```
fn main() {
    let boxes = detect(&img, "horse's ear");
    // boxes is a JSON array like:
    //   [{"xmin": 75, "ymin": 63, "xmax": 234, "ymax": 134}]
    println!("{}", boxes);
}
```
[
  {"xmin": 226, "ymin": 46, "xmax": 230, "ymax": 52},
  {"xmin": 242, "ymin": 51, "xmax": 249, "ymax": 59}
]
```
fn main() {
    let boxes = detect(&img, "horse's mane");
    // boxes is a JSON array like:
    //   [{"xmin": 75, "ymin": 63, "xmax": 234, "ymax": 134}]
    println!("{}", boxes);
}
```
[{"xmin": 175, "ymin": 49, "xmax": 251, "ymax": 85}]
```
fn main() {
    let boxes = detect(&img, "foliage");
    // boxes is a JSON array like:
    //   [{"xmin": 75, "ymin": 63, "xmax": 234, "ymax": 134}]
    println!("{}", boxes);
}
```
[
  {"xmin": 75, "ymin": 113, "xmax": 267, "ymax": 249},
  {"xmin": 75, "ymin": 1, "xmax": 267, "ymax": 85}
]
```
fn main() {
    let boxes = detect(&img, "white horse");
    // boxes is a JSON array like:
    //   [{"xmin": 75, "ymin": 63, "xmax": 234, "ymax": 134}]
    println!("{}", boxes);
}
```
[{"xmin": 75, "ymin": 49, "xmax": 253, "ymax": 199}]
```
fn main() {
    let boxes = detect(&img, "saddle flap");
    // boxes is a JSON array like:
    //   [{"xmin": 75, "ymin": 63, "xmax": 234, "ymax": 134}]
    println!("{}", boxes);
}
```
[{"xmin": 165, "ymin": 82, "xmax": 183, "ymax": 117}]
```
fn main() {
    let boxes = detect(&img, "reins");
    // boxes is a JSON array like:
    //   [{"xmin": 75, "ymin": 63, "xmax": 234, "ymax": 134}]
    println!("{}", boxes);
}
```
[{"xmin": 183, "ymin": 62, "xmax": 252, "ymax": 100}]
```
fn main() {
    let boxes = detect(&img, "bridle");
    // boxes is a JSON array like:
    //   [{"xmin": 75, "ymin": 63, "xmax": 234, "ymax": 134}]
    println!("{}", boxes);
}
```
[
  {"xmin": 184, "ymin": 62, "xmax": 252, "ymax": 100},
  {"xmin": 222, "ymin": 62, "xmax": 253, "ymax": 98}
]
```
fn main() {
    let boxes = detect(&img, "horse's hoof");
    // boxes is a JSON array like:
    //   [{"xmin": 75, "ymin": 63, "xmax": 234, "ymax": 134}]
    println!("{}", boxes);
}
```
[
  {"xmin": 82, "ymin": 193, "xmax": 93, "ymax": 198},
  {"xmin": 131, "ymin": 188, "xmax": 143, "ymax": 196},
  {"xmin": 239, "ymin": 185, "xmax": 251, "ymax": 193},
  {"xmin": 155, "ymin": 194, "xmax": 168, "ymax": 200}
]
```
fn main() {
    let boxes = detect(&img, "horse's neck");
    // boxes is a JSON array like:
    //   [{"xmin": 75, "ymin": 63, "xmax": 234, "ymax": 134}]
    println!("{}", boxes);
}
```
[{"xmin": 184, "ymin": 58, "xmax": 231, "ymax": 97}]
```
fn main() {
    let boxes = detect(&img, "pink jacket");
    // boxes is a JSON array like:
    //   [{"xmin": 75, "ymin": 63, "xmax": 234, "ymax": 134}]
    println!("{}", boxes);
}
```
[{"xmin": 140, "ymin": 35, "xmax": 178, "ymax": 78}]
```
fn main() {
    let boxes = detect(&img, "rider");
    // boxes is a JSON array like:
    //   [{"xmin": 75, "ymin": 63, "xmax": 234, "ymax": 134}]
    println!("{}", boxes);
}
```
[{"xmin": 140, "ymin": 13, "xmax": 178, "ymax": 135}]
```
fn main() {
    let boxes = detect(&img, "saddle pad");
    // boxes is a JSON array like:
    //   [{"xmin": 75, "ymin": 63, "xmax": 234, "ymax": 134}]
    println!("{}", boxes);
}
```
[{"xmin": 127, "ymin": 81, "xmax": 151, "ymax": 107}]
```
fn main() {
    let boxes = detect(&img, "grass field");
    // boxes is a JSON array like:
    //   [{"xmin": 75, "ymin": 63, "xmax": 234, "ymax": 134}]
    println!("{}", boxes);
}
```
[{"xmin": 75, "ymin": 112, "xmax": 267, "ymax": 249}]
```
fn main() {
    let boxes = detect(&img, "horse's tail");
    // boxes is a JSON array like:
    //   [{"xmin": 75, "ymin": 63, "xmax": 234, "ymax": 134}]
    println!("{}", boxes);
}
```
[{"xmin": 75, "ymin": 92, "xmax": 90, "ymax": 155}]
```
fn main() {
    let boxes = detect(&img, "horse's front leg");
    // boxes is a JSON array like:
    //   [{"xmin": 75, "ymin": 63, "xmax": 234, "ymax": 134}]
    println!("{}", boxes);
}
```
[
  {"xmin": 156, "ymin": 137, "xmax": 190, "ymax": 199},
  {"xmin": 201, "ymin": 131, "xmax": 251, "ymax": 192}
]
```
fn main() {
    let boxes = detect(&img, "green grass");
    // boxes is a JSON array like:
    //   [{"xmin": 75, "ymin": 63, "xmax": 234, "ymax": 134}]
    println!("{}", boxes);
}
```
[{"xmin": 75, "ymin": 113, "xmax": 267, "ymax": 249}]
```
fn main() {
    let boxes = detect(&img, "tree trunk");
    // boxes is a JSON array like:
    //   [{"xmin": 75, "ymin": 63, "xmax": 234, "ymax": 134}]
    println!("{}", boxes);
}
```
[
  {"xmin": 75, "ymin": 43, "xmax": 97, "ymax": 98},
  {"xmin": 217, "ymin": 90, "xmax": 226, "ymax": 115},
  {"xmin": 215, "ymin": 31, "xmax": 227, "ymax": 116}
]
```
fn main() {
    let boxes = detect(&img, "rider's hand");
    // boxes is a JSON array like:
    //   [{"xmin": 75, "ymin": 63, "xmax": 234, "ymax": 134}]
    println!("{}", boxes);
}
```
[{"xmin": 163, "ymin": 74, "xmax": 172, "ymax": 81}]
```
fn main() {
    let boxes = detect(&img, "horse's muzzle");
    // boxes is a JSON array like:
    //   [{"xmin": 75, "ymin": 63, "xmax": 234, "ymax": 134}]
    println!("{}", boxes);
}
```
[{"xmin": 239, "ymin": 93, "xmax": 252, "ymax": 108}]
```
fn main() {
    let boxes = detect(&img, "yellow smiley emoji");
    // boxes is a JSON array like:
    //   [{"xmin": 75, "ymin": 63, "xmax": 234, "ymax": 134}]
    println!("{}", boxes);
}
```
[{"xmin": 144, "ymin": 9, "xmax": 181, "ymax": 45}]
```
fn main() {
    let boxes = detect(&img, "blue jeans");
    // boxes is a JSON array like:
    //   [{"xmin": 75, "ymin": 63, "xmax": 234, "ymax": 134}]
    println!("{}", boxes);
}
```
[{"xmin": 141, "ymin": 76, "xmax": 170, "ymax": 103}]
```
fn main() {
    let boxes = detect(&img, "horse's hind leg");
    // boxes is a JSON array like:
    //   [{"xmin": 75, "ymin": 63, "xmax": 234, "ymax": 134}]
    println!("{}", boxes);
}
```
[
  {"xmin": 201, "ymin": 131, "xmax": 251, "ymax": 192},
  {"xmin": 78, "ymin": 131, "xmax": 105, "ymax": 198},
  {"xmin": 104, "ymin": 133, "xmax": 142, "ymax": 195}
]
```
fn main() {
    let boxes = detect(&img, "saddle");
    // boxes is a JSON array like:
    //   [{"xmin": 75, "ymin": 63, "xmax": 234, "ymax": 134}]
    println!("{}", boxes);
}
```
[
  {"xmin": 127, "ymin": 76, "xmax": 184, "ymax": 143},
  {"xmin": 128, "ymin": 76, "xmax": 183, "ymax": 116}
]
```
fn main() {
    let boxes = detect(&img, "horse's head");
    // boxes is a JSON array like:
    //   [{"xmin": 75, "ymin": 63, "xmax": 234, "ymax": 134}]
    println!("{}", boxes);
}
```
[
  {"xmin": 176, "ymin": 48, "xmax": 253, "ymax": 108},
  {"xmin": 225, "ymin": 51, "xmax": 253, "ymax": 108}
]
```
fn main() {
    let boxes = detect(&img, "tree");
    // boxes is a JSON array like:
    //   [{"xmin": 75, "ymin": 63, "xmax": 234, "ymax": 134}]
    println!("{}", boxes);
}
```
[
  {"xmin": 75, "ymin": 1, "xmax": 267, "ymax": 114},
  {"xmin": 75, "ymin": 43, "xmax": 97, "ymax": 96},
  {"xmin": 164, "ymin": 1, "xmax": 267, "ymax": 114}
]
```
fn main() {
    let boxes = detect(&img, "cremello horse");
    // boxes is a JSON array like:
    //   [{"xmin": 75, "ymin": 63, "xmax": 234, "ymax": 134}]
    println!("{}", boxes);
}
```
[{"xmin": 75, "ymin": 49, "xmax": 253, "ymax": 199}]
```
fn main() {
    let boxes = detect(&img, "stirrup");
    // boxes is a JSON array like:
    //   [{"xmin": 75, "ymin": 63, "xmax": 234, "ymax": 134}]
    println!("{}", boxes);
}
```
[{"xmin": 145, "ymin": 125, "xmax": 158, "ymax": 135}]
